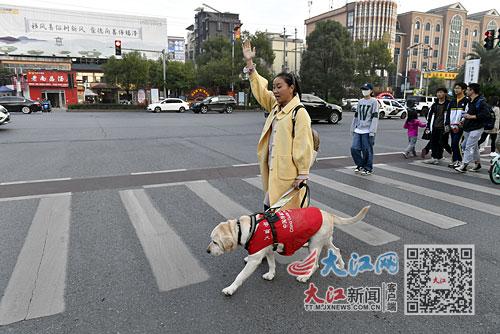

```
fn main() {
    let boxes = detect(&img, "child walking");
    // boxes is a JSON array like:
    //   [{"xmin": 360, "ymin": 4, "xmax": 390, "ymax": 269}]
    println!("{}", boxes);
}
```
[{"xmin": 403, "ymin": 109, "xmax": 427, "ymax": 158}]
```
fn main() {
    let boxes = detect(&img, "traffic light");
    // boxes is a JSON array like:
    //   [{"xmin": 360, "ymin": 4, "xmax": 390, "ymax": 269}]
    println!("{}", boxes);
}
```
[
  {"xmin": 483, "ymin": 30, "xmax": 495, "ymax": 50},
  {"xmin": 115, "ymin": 40, "xmax": 122, "ymax": 56}
]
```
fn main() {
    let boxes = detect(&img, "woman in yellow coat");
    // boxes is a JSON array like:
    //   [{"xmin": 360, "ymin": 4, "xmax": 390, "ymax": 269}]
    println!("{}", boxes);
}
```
[{"xmin": 242, "ymin": 39, "xmax": 314, "ymax": 211}]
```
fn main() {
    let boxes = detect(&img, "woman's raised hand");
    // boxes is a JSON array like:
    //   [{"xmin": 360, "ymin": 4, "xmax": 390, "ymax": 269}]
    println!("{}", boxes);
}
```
[{"xmin": 242, "ymin": 39, "xmax": 256, "ymax": 61}]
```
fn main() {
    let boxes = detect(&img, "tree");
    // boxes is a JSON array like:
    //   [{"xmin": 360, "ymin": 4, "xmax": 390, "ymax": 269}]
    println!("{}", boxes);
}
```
[
  {"xmin": 426, "ymin": 77, "xmax": 446, "ymax": 95},
  {"xmin": 300, "ymin": 21, "xmax": 355, "ymax": 101},
  {"xmin": 148, "ymin": 59, "xmax": 196, "ymax": 96},
  {"xmin": 103, "ymin": 52, "xmax": 150, "ymax": 95},
  {"xmin": 0, "ymin": 65, "xmax": 13, "ymax": 86},
  {"xmin": 456, "ymin": 42, "xmax": 500, "ymax": 97},
  {"xmin": 354, "ymin": 39, "xmax": 396, "ymax": 90}
]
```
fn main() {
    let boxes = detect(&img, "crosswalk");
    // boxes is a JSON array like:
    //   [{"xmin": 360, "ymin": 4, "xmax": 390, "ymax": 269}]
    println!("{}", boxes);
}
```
[{"xmin": 0, "ymin": 160, "xmax": 498, "ymax": 326}]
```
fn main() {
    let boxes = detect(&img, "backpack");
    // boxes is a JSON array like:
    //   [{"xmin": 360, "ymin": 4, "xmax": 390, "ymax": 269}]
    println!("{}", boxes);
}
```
[
  {"xmin": 291, "ymin": 105, "xmax": 320, "ymax": 165},
  {"xmin": 476, "ymin": 98, "xmax": 495, "ymax": 131}
]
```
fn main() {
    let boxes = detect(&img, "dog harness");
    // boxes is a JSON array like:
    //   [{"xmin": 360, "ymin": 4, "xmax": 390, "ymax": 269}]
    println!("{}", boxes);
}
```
[{"xmin": 244, "ymin": 207, "xmax": 323, "ymax": 256}]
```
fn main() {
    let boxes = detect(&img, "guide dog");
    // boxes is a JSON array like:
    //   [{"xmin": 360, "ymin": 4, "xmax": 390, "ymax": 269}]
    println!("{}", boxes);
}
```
[{"xmin": 207, "ymin": 206, "xmax": 370, "ymax": 296}]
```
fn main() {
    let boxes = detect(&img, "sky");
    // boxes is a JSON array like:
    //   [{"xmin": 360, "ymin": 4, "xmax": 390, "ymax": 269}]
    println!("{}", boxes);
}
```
[{"xmin": 1, "ymin": 0, "xmax": 499, "ymax": 40}]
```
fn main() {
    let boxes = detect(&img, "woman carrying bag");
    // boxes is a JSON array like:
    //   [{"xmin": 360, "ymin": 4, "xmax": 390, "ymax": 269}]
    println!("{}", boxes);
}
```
[{"xmin": 242, "ymin": 39, "xmax": 314, "ymax": 211}]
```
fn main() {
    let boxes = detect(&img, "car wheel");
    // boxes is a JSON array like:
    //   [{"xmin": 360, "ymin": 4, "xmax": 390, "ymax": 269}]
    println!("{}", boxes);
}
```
[
  {"xmin": 328, "ymin": 111, "xmax": 340, "ymax": 124},
  {"xmin": 200, "ymin": 106, "xmax": 208, "ymax": 114},
  {"xmin": 22, "ymin": 106, "xmax": 32, "ymax": 114},
  {"xmin": 154, "ymin": 107, "xmax": 161, "ymax": 113},
  {"xmin": 379, "ymin": 111, "xmax": 385, "ymax": 119},
  {"xmin": 178, "ymin": 107, "xmax": 186, "ymax": 113},
  {"xmin": 225, "ymin": 106, "xmax": 233, "ymax": 114},
  {"xmin": 400, "ymin": 112, "xmax": 407, "ymax": 119}
]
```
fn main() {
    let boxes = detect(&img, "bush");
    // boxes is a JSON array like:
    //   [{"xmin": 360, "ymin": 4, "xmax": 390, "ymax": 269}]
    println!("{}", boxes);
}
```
[{"xmin": 67, "ymin": 104, "xmax": 146, "ymax": 110}]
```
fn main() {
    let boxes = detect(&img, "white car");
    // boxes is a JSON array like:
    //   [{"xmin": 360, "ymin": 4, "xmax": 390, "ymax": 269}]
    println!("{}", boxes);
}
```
[
  {"xmin": 377, "ymin": 99, "xmax": 408, "ymax": 119},
  {"xmin": 147, "ymin": 98, "xmax": 189, "ymax": 113},
  {"xmin": 0, "ymin": 105, "xmax": 11, "ymax": 125},
  {"xmin": 406, "ymin": 96, "xmax": 437, "ymax": 117}
]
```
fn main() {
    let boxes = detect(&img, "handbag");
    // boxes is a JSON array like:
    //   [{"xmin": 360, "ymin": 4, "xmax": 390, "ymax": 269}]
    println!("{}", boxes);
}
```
[{"xmin": 422, "ymin": 129, "xmax": 431, "ymax": 140}]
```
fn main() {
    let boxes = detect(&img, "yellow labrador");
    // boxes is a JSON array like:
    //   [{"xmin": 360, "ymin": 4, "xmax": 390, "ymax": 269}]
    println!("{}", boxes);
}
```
[{"xmin": 207, "ymin": 206, "xmax": 369, "ymax": 296}]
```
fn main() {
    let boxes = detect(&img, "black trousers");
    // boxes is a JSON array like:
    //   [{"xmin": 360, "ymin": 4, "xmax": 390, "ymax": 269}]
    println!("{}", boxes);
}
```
[
  {"xmin": 478, "ymin": 132, "xmax": 498, "ymax": 153},
  {"xmin": 430, "ymin": 128, "xmax": 445, "ymax": 159}
]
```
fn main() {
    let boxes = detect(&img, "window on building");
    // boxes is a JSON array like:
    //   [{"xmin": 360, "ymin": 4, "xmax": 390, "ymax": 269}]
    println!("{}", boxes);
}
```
[
  {"xmin": 415, "ymin": 21, "xmax": 420, "ymax": 30},
  {"xmin": 422, "ymin": 61, "xmax": 428, "ymax": 69},
  {"xmin": 396, "ymin": 35, "xmax": 401, "ymax": 43},
  {"xmin": 425, "ymin": 23, "xmax": 431, "ymax": 31},
  {"xmin": 433, "ymin": 50, "xmax": 438, "ymax": 58},
  {"xmin": 412, "ymin": 61, "xmax": 417, "ymax": 69},
  {"xmin": 465, "ymin": 28, "xmax": 469, "ymax": 35},
  {"xmin": 347, "ymin": 11, "xmax": 354, "ymax": 27},
  {"xmin": 423, "ymin": 49, "xmax": 429, "ymax": 57},
  {"xmin": 487, "ymin": 20, "xmax": 498, "ymax": 31},
  {"xmin": 424, "ymin": 36, "xmax": 430, "ymax": 44},
  {"xmin": 462, "ymin": 53, "xmax": 466, "ymax": 60},
  {"xmin": 464, "ymin": 40, "xmax": 468, "ymax": 48},
  {"xmin": 432, "ymin": 63, "xmax": 437, "ymax": 69},
  {"xmin": 413, "ymin": 48, "xmax": 418, "ymax": 56},
  {"xmin": 395, "ymin": 48, "xmax": 401, "ymax": 55},
  {"xmin": 217, "ymin": 21, "xmax": 222, "ymax": 31},
  {"xmin": 436, "ymin": 24, "xmax": 441, "ymax": 32},
  {"xmin": 447, "ymin": 15, "xmax": 462, "ymax": 68},
  {"xmin": 414, "ymin": 35, "xmax": 419, "ymax": 43},
  {"xmin": 434, "ymin": 37, "xmax": 440, "ymax": 45},
  {"xmin": 473, "ymin": 29, "xmax": 478, "ymax": 37}
]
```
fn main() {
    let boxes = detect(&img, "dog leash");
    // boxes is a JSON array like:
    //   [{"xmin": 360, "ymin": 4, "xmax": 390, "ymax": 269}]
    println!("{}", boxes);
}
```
[{"xmin": 266, "ymin": 182, "xmax": 310, "ymax": 213}]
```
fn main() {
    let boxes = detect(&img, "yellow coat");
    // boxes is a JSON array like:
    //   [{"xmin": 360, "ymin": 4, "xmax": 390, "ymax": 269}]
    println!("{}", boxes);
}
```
[{"xmin": 250, "ymin": 70, "xmax": 314, "ymax": 209}]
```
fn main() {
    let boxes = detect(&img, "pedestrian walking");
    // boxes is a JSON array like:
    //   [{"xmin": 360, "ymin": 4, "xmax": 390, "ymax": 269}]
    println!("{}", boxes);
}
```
[
  {"xmin": 350, "ymin": 83, "xmax": 379, "ymax": 176},
  {"xmin": 423, "ymin": 88, "xmax": 450, "ymax": 165},
  {"xmin": 445, "ymin": 82, "xmax": 468, "ymax": 168},
  {"xmin": 243, "ymin": 39, "xmax": 314, "ymax": 210},
  {"xmin": 403, "ymin": 108, "xmax": 427, "ymax": 158},
  {"xmin": 477, "ymin": 96, "xmax": 499, "ymax": 157},
  {"xmin": 455, "ymin": 83, "xmax": 489, "ymax": 173}
]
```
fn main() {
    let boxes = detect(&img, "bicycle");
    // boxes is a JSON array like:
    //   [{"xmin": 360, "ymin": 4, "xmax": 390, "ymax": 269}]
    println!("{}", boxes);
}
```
[{"xmin": 489, "ymin": 153, "xmax": 500, "ymax": 185}]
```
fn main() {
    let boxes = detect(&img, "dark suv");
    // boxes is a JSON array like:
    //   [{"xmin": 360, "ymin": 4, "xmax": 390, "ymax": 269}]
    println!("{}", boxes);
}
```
[
  {"xmin": 0, "ymin": 96, "xmax": 42, "ymax": 114},
  {"xmin": 191, "ymin": 95, "xmax": 236, "ymax": 114}
]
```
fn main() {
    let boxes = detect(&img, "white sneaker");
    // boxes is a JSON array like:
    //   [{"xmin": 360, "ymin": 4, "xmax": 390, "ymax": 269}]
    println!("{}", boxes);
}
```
[
  {"xmin": 423, "ymin": 158, "xmax": 439, "ymax": 165},
  {"xmin": 490, "ymin": 152, "xmax": 498, "ymax": 157}
]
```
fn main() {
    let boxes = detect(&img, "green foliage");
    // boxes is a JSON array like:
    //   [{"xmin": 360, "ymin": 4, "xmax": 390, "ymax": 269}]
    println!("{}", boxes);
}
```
[
  {"xmin": 0, "ymin": 65, "xmax": 13, "ymax": 86},
  {"xmin": 103, "ymin": 52, "xmax": 150, "ymax": 93},
  {"xmin": 427, "ymin": 77, "xmax": 447, "ymax": 96},
  {"xmin": 300, "ymin": 21, "xmax": 355, "ymax": 101},
  {"xmin": 354, "ymin": 39, "xmax": 396, "ymax": 89}
]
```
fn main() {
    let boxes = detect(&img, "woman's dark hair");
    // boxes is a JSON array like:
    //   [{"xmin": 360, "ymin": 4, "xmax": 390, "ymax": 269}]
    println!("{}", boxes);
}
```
[
  {"xmin": 489, "ymin": 96, "xmax": 499, "ymax": 107},
  {"xmin": 275, "ymin": 72, "xmax": 302, "ymax": 99},
  {"xmin": 405, "ymin": 109, "xmax": 419, "ymax": 124}
]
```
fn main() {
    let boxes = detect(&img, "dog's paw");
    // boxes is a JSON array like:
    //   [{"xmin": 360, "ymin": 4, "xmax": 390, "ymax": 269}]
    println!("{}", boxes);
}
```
[
  {"xmin": 262, "ymin": 272, "xmax": 275, "ymax": 281},
  {"xmin": 296, "ymin": 275, "xmax": 311, "ymax": 283},
  {"xmin": 222, "ymin": 286, "xmax": 236, "ymax": 296}
]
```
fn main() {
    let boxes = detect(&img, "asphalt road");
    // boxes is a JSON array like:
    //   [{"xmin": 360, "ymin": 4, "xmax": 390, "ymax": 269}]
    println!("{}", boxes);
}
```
[{"xmin": 0, "ymin": 110, "xmax": 499, "ymax": 333}]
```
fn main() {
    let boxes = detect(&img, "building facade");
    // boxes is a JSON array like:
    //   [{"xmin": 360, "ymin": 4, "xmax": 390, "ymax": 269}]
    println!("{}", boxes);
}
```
[
  {"xmin": 396, "ymin": 3, "xmax": 500, "ymax": 90},
  {"xmin": 305, "ymin": 0, "xmax": 398, "ymax": 51},
  {"xmin": 185, "ymin": 8, "xmax": 240, "ymax": 61},
  {"xmin": 0, "ymin": 4, "xmax": 168, "ymax": 105},
  {"xmin": 266, "ymin": 32, "xmax": 304, "ymax": 75}
]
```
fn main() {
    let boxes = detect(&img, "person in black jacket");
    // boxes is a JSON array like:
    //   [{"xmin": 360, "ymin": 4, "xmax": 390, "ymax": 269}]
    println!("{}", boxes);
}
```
[
  {"xmin": 455, "ymin": 83, "xmax": 490, "ymax": 173},
  {"xmin": 445, "ymin": 82, "xmax": 468, "ymax": 168},
  {"xmin": 423, "ymin": 88, "xmax": 450, "ymax": 164}
]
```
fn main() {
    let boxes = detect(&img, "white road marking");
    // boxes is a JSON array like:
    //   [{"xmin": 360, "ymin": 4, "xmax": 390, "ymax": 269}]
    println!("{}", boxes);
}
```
[
  {"xmin": 0, "ymin": 195, "xmax": 71, "ymax": 325},
  {"xmin": 119, "ymin": 189, "xmax": 209, "ymax": 292}
]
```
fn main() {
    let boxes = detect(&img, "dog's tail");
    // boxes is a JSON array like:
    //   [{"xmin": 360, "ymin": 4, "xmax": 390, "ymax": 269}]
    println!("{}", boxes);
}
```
[{"xmin": 333, "ymin": 206, "xmax": 370, "ymax": 225}]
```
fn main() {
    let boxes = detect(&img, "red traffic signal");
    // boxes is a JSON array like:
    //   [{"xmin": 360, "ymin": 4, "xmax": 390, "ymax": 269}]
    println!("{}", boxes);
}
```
[
  {"xmin": 115, "ymin": 40, "xmax": 122, "ymax": 56},
  {"xmin": 483, "ymin": 30, "xmax": 495, "ymax": 50}
]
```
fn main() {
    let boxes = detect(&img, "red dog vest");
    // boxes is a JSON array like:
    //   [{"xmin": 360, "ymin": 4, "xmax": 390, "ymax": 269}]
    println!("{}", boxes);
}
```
[{"xmin": 246, "ymin": 207, "xmax": 323, "ymax": 256}]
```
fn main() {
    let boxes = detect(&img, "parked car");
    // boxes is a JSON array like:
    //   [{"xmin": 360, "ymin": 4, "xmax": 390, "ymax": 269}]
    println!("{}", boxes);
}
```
[
  {"xmin": 406, "ymin": 96, "xmax": 436, "ymax": 117},
  {"xmin": 0, "ymin": 96, "xmax": 42, "ymax": 114},
  {"xmin": 0, "ymin": 105, "xmax": 11, "ymax": 125},
  {"xmin": 191, "ymin": 95, "xmax": 236, "ymax": 114},
  {"xmin": 377, "ymin": 99, "xmax": 407, "ymax": 119},
  {"xmin": 301, "ymin": 94, "xmax": 342, "ymax": 124},
  {"xmin": 147, "ymin": 98, "xmax": 190, "ymax": 113},
  {"xmin": 264, "ymin": 94, "xmax": 342, "ymax": 124}
]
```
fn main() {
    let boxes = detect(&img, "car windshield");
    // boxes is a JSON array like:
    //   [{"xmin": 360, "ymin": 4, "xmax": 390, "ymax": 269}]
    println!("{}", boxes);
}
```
[{"xmin": 202, "ymin": 97, "xmax": 212, "ymax": 103}]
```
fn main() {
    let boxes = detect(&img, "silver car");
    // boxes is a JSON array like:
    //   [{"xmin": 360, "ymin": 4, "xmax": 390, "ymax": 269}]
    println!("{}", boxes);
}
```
[{"xmin": 0, "ymin": 105, "xmax": 11, "ymax": 125}]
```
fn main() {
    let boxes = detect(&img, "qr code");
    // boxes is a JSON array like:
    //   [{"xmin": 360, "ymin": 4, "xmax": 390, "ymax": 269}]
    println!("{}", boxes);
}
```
[{"xmin": 404, "ymin": 245, "xmax": 474, "ymax": 315}]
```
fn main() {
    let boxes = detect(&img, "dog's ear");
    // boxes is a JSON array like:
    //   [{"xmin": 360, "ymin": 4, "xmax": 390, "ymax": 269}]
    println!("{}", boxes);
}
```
[{"xmin": 220, "ymin": 235, "xmax": 235, "ymax": 252}]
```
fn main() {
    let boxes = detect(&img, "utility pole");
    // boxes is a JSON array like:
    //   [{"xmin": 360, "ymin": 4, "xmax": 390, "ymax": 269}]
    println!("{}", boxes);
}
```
[
  {"xmin": 162, "ymin": 49, "xmax": 167, "ymax": 99},
  {"xmin": 294, "ymin": 28, "xmax": 298, "ymax": 74}
]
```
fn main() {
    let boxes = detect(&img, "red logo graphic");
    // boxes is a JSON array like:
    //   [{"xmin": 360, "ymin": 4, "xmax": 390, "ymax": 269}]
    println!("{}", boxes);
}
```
[{"xmin": 287, "ymin": 249, "xmax": 318, "ymax": 277}]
